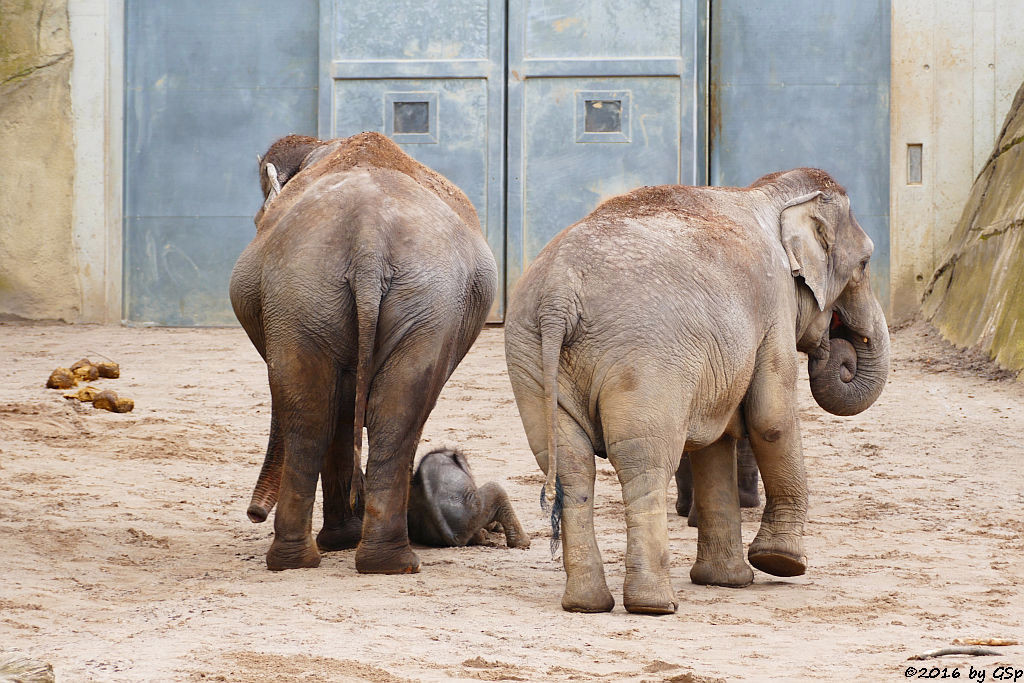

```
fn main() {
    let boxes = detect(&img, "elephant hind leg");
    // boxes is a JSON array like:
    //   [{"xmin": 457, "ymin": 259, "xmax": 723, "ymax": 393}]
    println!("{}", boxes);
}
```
[
  {"xmin": 264, "ymin": 349, "xmax": 341, "ymax": 571},
  {"xmin": 689, "ymin": 436, "xmax": 753, "ymax": 587},
  {"xmin": 603, "ymin": 402, "xmax": 686, "ymax": 615},
  {"xmin": 317, "ymin": 371, "xmax": 364, "ymax": 552},
  {"xmin": 355, "ymin": 335, "xmax": 456, "ymax": 575},
  {"xmin": 555, "ymin": 419, "xmax": 614, "ymax": 613}
]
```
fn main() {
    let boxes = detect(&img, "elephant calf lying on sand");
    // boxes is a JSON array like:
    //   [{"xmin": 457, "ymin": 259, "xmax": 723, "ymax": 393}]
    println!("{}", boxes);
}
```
[
  {"xmin": 506, "ymin": 168, "xmax": 890, "ymax": 614},
  {"xmin": 408, "ymin": 448, "xmax": 530, "ymax": 549},
  {"xmin": 676, "ymin": 438, "xmax": 760, "ymax": 527}
]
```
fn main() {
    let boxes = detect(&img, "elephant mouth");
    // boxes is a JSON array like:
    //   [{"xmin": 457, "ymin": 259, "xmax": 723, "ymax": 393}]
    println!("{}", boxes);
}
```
[{"xmin": 824, "ymin": 311, "xmax": 869, "ymax": 383}]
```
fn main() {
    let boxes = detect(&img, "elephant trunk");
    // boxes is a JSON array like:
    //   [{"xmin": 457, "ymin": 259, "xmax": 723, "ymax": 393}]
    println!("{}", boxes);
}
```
[
  {"xmin": 807, "ymin": 295, "xmax": 890, "ymax": 416},
  {"xmin": 247, "ymin": 416, "xmax": 283, "ymax": 523}
]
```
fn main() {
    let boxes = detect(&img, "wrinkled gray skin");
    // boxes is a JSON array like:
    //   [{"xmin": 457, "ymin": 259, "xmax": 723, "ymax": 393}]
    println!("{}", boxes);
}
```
[
  {"xmin": 231, "ymin": 132, "xmax": 497, "ymax": 574},
  {"xmin": 407, "ymin": 448, "xmax": 531, "ymax": 549},
  {"xmin": 676, "ymin": 438, "xmax": 760, "ymax": 526},
  {"xmin": 505, "ymin": 168, "xmax": 890, "ymax": 614}
]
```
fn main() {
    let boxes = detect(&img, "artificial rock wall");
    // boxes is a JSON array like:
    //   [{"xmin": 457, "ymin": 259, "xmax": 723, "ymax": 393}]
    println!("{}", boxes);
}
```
[
  {"xmin": 0, "ymin": 0, "xmax": 79, "ymax": 321},
  {"xmin": 921, "ymin": 78, "xmax": 1024, "ymax": 376}
]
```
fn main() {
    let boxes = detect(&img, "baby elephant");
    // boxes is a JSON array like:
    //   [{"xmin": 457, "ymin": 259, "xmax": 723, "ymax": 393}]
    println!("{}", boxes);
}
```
[{"xmin": 408, "ymin": 448, "xmax": 531, "ymax": 549}]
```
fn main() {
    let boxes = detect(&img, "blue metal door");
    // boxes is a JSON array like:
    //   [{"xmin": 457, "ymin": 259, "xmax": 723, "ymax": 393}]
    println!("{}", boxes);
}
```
[
  {"xmin": 318, "ymin": 0, "xmax": 506, "ymax": 318},
  {"xmin": 505, "ymin": 0, "xmax": 706, "ymax": 294},
  {"xmin": 709, "ymin": 0, "xmax": 891, "ymax": 305},
  {"xmin": 124, "ymin": 1, "xmax": 319, "ymax": 325}
]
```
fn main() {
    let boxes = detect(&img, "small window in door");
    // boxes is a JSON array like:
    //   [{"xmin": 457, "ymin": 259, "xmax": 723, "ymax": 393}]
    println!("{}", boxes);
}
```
[
  {"xmin": 576, "ymin": 90, "xmax": 631, "ymax": 143},
  {"xmin": 385, "ymin": 92, "xmax": 439, "ymax": 143}
]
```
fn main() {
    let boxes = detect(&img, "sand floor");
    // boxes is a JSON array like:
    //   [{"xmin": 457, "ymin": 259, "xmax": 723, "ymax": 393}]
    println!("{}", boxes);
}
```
[{"xmin": 0, "ymin": 320, "xmax": 1021, "ymax": 681}]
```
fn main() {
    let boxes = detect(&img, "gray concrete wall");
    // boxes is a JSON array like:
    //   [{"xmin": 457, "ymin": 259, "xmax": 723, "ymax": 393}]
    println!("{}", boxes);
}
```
[
  {"xmin": 890, "ymin": 0, "xmax": 1024, "ymax": 323},
  {"xmin": 0, "ymin": 0, "xmax": 79, "ymax": 321}
]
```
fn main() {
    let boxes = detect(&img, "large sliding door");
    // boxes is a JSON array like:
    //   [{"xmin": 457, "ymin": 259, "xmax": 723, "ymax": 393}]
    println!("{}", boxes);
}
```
[{"xmin": 505, "ymin": 1, "xmax": 706, "ymax": 294}]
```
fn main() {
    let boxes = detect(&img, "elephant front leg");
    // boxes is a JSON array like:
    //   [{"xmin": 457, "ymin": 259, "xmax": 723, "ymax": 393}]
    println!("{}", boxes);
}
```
[
  {"xmin": 744, "ymin": 363, "xmax": 808, "ymax": 577},
  {"xmin": 609, "ymin": 436, "xmax": 679, "ymax": 615},
  {"xmin": 688, "ymin": 437, "xmax": 753, "ymax": 587},
  {"xmin": 474, "ymin": 482, "xmax": 530, "ymax": 549}
]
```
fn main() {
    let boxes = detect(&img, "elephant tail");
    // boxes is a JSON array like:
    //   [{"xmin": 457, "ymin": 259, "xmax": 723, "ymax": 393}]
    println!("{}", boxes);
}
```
[
  {"xmin": 539, "ymin": 314, "xmax": 565, "ymax": 555},
  {"xmin": 350, "ymin": 262, "xmax": 382, "ymax": 511}
]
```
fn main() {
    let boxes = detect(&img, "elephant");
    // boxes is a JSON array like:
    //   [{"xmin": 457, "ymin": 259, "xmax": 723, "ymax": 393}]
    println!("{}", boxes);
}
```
[
  {"xmin": 504, "ymin": 168, "xmax": 890, "ymax": 614},
  {"xmin": 407, "ymin": 447, "xmax": 531, "ymax": 549},
  {"xmin": 230, "ymin": 132, "xmax": 497, "ymax": 574},
  {"xmin": 675, "ymin": 438, "xmax": 760, "ymax": 526}
]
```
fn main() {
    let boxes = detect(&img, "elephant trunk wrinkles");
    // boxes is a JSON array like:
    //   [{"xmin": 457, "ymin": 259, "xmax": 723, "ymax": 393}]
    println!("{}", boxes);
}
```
[
  {"xmin": 807, "ymin": 298, "xmax": 890, "ymax": 416},
  {"xmin": 247, "ymin": 417, "xmax": 283, "ymax": 523}
]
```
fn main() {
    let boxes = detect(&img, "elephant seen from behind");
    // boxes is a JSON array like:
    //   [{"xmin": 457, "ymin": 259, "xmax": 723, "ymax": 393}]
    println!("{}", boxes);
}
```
[{"xmin": 231, "ymin": 132, "xmax": 497, "ymax": 574}]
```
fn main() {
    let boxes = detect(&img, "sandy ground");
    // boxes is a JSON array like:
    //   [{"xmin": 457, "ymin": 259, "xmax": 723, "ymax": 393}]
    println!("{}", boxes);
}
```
[{"xmin": 0, "ymin": 320, "xmax": 1022, "ymax": 682}]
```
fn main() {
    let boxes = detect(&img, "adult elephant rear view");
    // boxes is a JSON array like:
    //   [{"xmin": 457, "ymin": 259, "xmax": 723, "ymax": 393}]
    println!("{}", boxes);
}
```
[
  {"xmin": 505, "ymin": 168, "xmax": 889, "ymax": 613},
  {"xmin": 231, "ymin": 132, "xmax": 496, "ymax": 574}
]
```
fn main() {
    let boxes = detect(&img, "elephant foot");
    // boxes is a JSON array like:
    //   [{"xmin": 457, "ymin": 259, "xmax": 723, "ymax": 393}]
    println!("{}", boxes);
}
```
[
  {"xmin": 354, "ymin": 542, "xmax": 420, "ymax": 575},
  {"xmin": 561, "ymin": 584, "xmax": 615, "ymax": 613},
  {"xmin": 748, "ymin": 547, "xmax": 806, "ymax": 577},
  {"xmin": 266, "ymin": 536, "xmax": 321, "ymax": 571},
  {"xmin": 505, "ymin": 531, "xmax": 531, "ymax": 550},
  {"xmin": 623, "ymin": 573, "xmax": 678, "ymax": 615},
  {"xmin": 316, "ymin": 517, "xmax": 362, "ymax": 552},
  {"xmin": 690, "ymin": 557, "xmax": 754, "ymax": 587},
  {"xmin": 748, "ymin": 530, "xmax": 806, "ymax": 577},
  {"xmin": 675, "ymin": 496, "xmax": 692, "ymax": 518},
  {"xmin": 686, "ymin": 505, "xmax": 699, "ymax": 528}
]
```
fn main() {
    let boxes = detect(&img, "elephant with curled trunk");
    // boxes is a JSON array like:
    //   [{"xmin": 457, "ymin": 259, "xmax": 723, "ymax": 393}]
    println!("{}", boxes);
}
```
[
  {"xmin": 231, "ymin": 132, "xmax": 497, "ymax": 574},
  {"xmin": 504, "ymin": 168, "xmax": 889, "ymax": 614}
]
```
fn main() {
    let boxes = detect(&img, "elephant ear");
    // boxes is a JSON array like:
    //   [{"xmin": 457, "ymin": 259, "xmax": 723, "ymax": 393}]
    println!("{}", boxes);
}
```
[{"xmin": 779, "ymin": 191, "xmax": 831, "ymax": 311}]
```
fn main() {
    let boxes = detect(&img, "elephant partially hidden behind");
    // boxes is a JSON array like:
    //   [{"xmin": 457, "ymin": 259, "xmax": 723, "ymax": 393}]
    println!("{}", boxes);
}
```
[
  {"xmin": 676, "ymin": 438, "xmax": 760, "ymax": 527},
  {"xmin": 230, "ymin": 132, "xmax": 497, "ymax": 574},
  {"xmin": 505, "ymin": 168, "xmax": 890, "ymax": 614}
]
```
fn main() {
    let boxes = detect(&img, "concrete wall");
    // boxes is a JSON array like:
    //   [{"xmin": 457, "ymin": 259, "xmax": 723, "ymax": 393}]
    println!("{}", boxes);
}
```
[
  {"xmin": 4, "ymin": 1, "xmax": 1022, "ymax": 324},
  {"xmin": 69, "ymin": 0, "xmax": 123, "ymax": 323},
  {"xmin": 0, "ymin": 0, "xmax": 78, "ymax": 321},
  {"xmin": 890, "ymin": 0, "xmax": 1024, "ymax": 323}
]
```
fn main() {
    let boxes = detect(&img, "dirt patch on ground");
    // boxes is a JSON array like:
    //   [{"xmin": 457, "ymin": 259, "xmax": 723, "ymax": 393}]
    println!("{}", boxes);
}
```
[{"xmin": 0, "ymin": 321, "xmax": 1021, "ymax": 681}]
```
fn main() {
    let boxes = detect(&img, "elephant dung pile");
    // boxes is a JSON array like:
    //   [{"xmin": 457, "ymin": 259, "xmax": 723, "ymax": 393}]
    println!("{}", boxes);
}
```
[{"xmin": 45, "ymin": 358, "xmax": 134, "ymax": 413}]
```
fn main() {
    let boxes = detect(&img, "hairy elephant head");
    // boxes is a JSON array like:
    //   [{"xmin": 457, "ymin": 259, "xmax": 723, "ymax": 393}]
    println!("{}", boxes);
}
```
[
  {"xmin": 254, "ymin": 135, "xmax": 325, "ymax": 219},
  {"xmin": 774, "ymin": 171, "xmax": 890, "ymax": 416}
]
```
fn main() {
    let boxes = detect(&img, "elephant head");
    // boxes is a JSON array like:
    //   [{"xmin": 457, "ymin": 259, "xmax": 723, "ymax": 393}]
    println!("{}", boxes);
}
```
[
  {"xmin": 772, "ymin": 170, "xmax": 890, "ymax": 416},
  {"xmin": 254, "ymin": 135, "xmax": 325, "ymax": 219}
]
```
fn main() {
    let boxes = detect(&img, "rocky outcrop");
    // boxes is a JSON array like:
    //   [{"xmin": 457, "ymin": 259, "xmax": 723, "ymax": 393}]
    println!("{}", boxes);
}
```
[
  {"xmin": 0, "ymin": 0, "xmax": 79, "ymax": 321},
  {"xmin": 922, "ymin": 79, "xmax": 1024, "ymax": 378}
]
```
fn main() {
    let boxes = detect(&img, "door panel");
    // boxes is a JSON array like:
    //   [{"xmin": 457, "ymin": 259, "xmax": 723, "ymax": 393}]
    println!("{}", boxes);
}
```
[
  {"xmin": 124, "ymin": 0, "xmax": 318, "ymax": 325},
  {"xmin": 320, "ymin": 0, "xmax": 505, "ymax": 319},
  {"xmin": 521, "ymin": 76, "xmax": 682, "ymax": 262},
  {"xmin": 709, "ymin": 0, "xmax": 891, "ymax": 306},
  {"xmin": 506, "ymin": 0, "xmax": 705, "ymax": 296}
]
